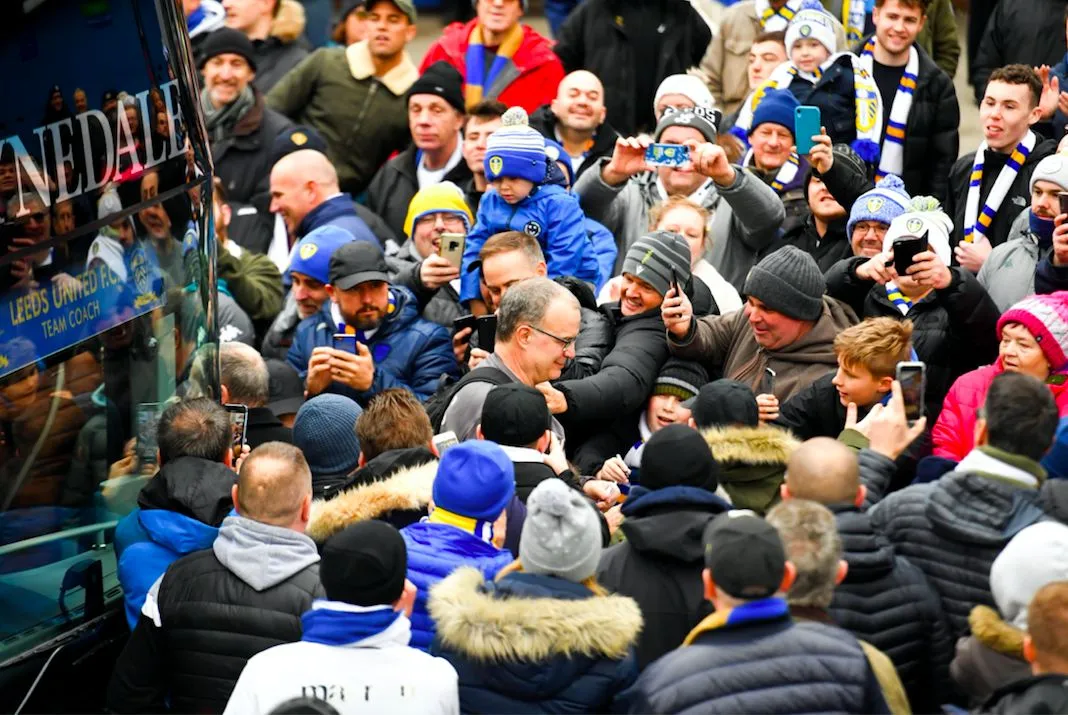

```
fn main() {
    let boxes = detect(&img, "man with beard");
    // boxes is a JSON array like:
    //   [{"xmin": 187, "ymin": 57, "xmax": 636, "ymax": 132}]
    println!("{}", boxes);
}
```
[
  {"xmin": 529, "ymin": 70, "xmax": 617, "ymax": 183},
  {"xmin": 287, "ymin": 241, "xmax": 458, "ymax": 405}
]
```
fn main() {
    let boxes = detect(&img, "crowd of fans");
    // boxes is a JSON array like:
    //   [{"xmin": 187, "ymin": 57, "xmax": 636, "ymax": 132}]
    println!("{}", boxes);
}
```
[{"xmin": 9, "ymin": 0, "xmax": 1068, "ymax": 712}]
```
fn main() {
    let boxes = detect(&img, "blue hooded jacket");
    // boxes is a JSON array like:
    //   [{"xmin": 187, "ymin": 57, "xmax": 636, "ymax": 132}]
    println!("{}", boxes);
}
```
[
  {"xmin": 115, "ymin": 456, "xmax": 235, "ymax": 630},
  {"xmin": 460, "ymin": 183, "xmax": 600, "ymax": 302},
  {"xmin": 286, "ymin": 285, "xmax": 458, "ymax": 404},
  {"xmin": 295, "ymin": 193, "xmax": 379, "ymax": 246}
]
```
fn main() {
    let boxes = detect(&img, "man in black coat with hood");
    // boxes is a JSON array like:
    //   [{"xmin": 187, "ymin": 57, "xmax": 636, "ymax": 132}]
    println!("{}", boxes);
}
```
[{"xmin": 597, "ymin": 424, "xmax": 730, "ymax": 669}]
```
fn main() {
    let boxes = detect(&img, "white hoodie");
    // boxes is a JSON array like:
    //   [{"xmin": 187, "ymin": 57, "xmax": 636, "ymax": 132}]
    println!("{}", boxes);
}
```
[{"xmin": 223, "ymin": 601, "xmax": 459, "ymax": 715}]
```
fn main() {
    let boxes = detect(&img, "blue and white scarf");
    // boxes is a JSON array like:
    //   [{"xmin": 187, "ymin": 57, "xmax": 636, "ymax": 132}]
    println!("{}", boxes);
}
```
[
  {"xmin": 859, "ymin": 38, "xmax": 919, "ymax": 181},
  {"xmin": 964, "ymin": 131, "xmax": 1037, "ymax": 243}
]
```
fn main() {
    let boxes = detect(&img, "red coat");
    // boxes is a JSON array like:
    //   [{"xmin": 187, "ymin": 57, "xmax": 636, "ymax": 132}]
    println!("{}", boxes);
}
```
[
  {"xmin": 932, "ymin": 359, "xmax": 1068, "ymax": 461},
  {"xmin": 419, "ymin": 20, "xmax": 564, "ymax": 115}
]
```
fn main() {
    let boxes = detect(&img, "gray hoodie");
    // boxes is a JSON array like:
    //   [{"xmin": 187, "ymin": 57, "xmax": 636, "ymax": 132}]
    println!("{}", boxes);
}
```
[
  {"xmin": 977, "ymin": 209, "xmax": 1049, "ymax": 312},
  {"xmin": 213, "ymin": 515, "xmax": 321, "ymax": 592}
]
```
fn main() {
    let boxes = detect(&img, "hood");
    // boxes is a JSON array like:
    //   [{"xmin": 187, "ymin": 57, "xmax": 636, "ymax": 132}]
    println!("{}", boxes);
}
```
[
  {"xmin": 828, "ymin": 505, "xmax": 895, "ymax": 582},
  {"xmin": 701, "ymin": 425, "xmax": 798, "ymax": 468},
  {"xmin": 138, "ymin": 509, "xmax": 220, "ymax": 557},
  {"xmin": 269, "ymin": 0, "xmax": 305, "ymax": 43},
  {"xmin": 137, "ymin": 456, "xmax": 236, "ymax": 526},
  {"xmin": 297, "ymin": 194, "xmax": 359, "ymax": 236},
  {"xmin": 925, "ymin": 473, "xmax": 1047, "ymax": 547},
  {"xmin": 771, "ymin": 296, "xmax": 858, "ymax": 363},
  {"xmin": 214, "ymin": 514, "xmax": 320, "ymax": 591},
  {"xmin": 620, "ymin": 486, "xmax": 731, "ymax": 562},
  {"xmin": 430, "ymin": 569, "xmax": 641, "ymax": 695},
  {"xmin": 306, "ymin": 459, "xmax": 436, "ymax": 543},
  {"xmin": 969, "ymin": 604, "xmax": 1026, "ymax": 659}
]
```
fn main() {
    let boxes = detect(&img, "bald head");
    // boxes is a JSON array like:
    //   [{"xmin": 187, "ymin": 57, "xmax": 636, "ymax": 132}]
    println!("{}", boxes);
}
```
[
  {"xmin": 552, "ymin": 70, "xmax": 607, "ymax": 132},
  {"xmin": 270, "ymin": 150, "xmax": 340, "ymax": 234},
  {"xmin": 236, "ymin": 442, "xmax": 312, "ymax": 529},
  {"xmin": 784, "ymin": 438, "xmax": 861, "ymax": 505}
]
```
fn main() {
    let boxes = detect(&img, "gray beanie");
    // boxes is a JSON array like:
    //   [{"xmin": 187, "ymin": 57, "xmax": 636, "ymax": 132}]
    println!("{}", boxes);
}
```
[
  {"xmin": 743, "ymin": 246, "xmax": 825, "ymax": 321},
  {"xmin": 520, "ymin": 479, "xmax": 602, "ymax": 583},
  {"xmin": 621, "ymin": 230, "xmax": 692, "ymax": 297}
]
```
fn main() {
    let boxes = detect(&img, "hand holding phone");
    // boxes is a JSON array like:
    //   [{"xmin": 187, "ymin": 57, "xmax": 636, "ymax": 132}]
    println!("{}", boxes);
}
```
[
  {"xmin": 892, "ymin": 233, "xmax": 930, "ymax": 277},
  {"xmin": 225, "ymin": 404, "xmax": 249, "ymax": 463},
  {"xmin": 332, "ymin": 333, "xmax": 357, "ymax": 353},
  {"xmin": 477, "ymin": 314, "xmax": 497, "ymax": 353},
  {"xmin": 895, "ymin": 361, "xmax": 926, "ymax": 424},
  {"xmin": 1059, "ymin": 191, "xmax": 1068, "ymax": 218},
  {"xmin": 438, "ymin": 232, "xmax": 466, "ymax": 269},
  {"xmin": 645, "ymin": 143, "xmax": 691, "ymax": 168},
  {"xmin": 760, "ymin": 367, "xmax": 776, "ymax": 397}
]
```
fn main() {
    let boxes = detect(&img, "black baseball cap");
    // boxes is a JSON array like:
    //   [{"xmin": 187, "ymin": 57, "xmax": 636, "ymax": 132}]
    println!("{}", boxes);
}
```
[
  {"xmin": 329, "ymin": 241, "xmax": 391, "ymax": 290},
  {"xmin": 704, "ymin": 510, "xmax": 786, "ymax": 600},
  {"xmin": 321, "ymin": 521, "xmax": 407, "ymax": 606},
  {"xmin": 480, "ymin": 383, "xmax": 551, "ymax": 447},
  {"xmin": 684, "ymin": 380, "xmax": 759, "ymax": 429},
  {"xmin": 266, "ymin": 359, "xmax": 304, "ymax": 417}
]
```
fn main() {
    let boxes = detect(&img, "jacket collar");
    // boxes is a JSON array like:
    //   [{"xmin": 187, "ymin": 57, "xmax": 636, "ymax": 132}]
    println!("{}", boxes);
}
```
[
  {"xmin": 428, "ymin": 567, "xmax": 642, "ymax": 661},
  {"xmin": 621, "ymin": 484, "xmax": 732, "ymax": 517},
  {"xmin": 230, "ymin": 90, "xmax": 266, "ymax": 138},
  {"xmin": 345, "ymin": 40, "xmax": 419, "ymax": 96},
  {"xmin": 297, "ymin": 194, "xmax": 358, "ymax": 237},
  {"xmin": 956, "ymin": 445, "xmax": 1046, "ymax": 488},
  {"xmin": 683, "ymin": 597, "xmax": 791, "ymax": 644}
]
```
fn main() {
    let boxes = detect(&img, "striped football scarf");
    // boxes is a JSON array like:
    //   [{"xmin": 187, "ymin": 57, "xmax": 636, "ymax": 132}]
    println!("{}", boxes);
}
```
[
  {"xmin": 464, "ymin": 23, "xmax": 523, "ymax": 109},
  {"xmin": 841, "ymin": 0, "xmax": 868, "ymax": 44},
  {"xmin": 755, "ymin": 0, "xmax": 803, "ymax": 31},
  {"xmin": 428, "ymin": 507, "xmax": 496, "ymax": 543},
  {"xmin": 746, "ymin": 148, "xmax": 801, "ymax": 192},
  {"xmin": 885, "ymin": 282, "xmax": 913, "ymax": 315},
  {"xmin": 859, "ymin": 39, "xmax": 918, "ymax": 181},
  {"xmin": 737, "ymin": 55, "xmax": 882, "ymax": 157},
  {"xmin": 964, "ymin": 131, "xmax": 1037, "ymax": 243}
]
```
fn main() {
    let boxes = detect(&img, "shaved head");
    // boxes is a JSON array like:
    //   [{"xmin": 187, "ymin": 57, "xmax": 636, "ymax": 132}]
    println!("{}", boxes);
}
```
[
  {"xmin": 557, "ymin": 70, "xmax": 604, "ymax": 99},
  {"xmin": 269, "ymin": 150, "xmax": 340, "ymax": 234},
  {"xmin": 236, "ymin": 442, "xmax": 312, "ymax": 527},
  {"xmin": 552, "ymin": 70, "xmax": 607, "ymax": 133},
  {"xmin": 272, "ymin": 149, "xmax": 339, "ymax": 191},
  {"xmin": 785, "ymin": 438, "xmax": 861, "ymax": 505}
]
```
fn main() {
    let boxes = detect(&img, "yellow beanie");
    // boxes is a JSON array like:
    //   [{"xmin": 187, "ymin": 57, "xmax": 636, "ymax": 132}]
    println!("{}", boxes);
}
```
[{"xmin": 402, "ymin": 181, "xmax": 474, "ymax": 238}]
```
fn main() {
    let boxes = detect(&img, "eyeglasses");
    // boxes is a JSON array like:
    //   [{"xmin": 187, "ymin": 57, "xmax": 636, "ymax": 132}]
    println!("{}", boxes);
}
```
[
  {"xmin": 852, "ymin": 222, "xmax": 888, "ymax": 237},
  {"xmin": 415, "ymin": 212, "xmax": 466, "ymax": 229},
  {"xmin": 525, "ymin": 324, "xmax": 577, "ymax": 350}
]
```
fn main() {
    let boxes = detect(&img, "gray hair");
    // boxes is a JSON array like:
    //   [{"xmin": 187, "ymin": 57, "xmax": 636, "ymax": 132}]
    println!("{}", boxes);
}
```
[
  {"xmin": 766, "ymin": 500, "xmax": 842, "ymax": 609},
  {"xmin": 496, "ymin": 277, "xmax": 578, "ymax": 342},
  {"xmin": 220, "ymin": 342, "xmax": 270, "ymax": 407},
  {"xmin": 7, "ymin": 190, "xmax": 46, "ymax": 218}
]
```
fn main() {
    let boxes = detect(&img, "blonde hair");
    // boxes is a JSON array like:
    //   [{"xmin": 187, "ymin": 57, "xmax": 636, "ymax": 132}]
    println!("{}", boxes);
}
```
[
  {"xmin": 648, "ymin": 195, "xmax": 711, "ymax": 239},
  {"xmin": 496, "ymin": 559, "xmax": 608, "ymax": 597},
  {"xmin": 834, "ymin": 318, "xmax": 913, "ymax": 379}
]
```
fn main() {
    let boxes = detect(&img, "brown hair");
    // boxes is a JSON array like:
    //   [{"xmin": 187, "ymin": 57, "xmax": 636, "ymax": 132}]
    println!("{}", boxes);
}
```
[
  {"xmin": 355, "ymin": 388, "xmax": 433, "ymax": 460},
  {"xmin": 496, "ymin": 559, "xmax": 608, "ymax": 596},
  {"xmin": 834, "ymin": 317, "xmax": 913, "ymax": 379},
  {"xmin": 467, "ymin": 99, "xmax": 508, "ymax": 124},
  {"xmin": 648, "ymin": 195, "xmax": 710, "ymax": 240},
  {"xmin": 873, "ymin": 0, "xmax": 929, "ymax": 11},
  {"xmin": 1028, "ymin": 581, "xmax": 1068, "ymax": 662},
  {"xmin": 988, "ymin": 64, "xmax": 1043, "ymax": 108},
  {"xmin": 479, "ymin": 230, "xmax": 545, "ymax": 264},
  {"xmin": 753, "ymin": 30, "xmax": 787, "ymax": 46}
]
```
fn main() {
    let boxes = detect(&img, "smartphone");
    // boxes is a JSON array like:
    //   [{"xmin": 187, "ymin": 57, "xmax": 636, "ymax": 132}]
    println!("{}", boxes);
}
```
[
  {"xmin": 892, "ymin": 233, "xmax": 930, "ymax": 277},
  {"xmin": 432, "ymin": 431, "xmax": 459, "ymax": 454},
  {"xmin": 452, "ymin": 313, "xmax": 477, "ymax": 337},
  {"xmin": 670, "ymin": 266, "xmax": 680, "ymax": 296},
  {"xmin": 477, "ymin": 314, "xmax": 497, "ymax": 353},
  {"xmin": 332, "ymin": 333, "xmax": 357, "ymax": 353},
  {"xmin": 438, "ymin": 232, "xmax": 466, "ymax": 268},
  {"xmin": 895, "ymin": 361, "xmax": 927, "ymax": 424},
  {"xmin": 225, "ymin": 403, "xmax": 249, "ymax": 462},
  {"xmin": 1059, "ymin": 192, "xmax": 1068, "ymax": 217},
  {"xmin": 644, "ymin": 143, "xmax": 691, "ymax": 168},
  {"xmin": 134, "ymin": 402, "xmax": 162, "ymax": 471},
  {"xmin": 760, "ymin": 367, "xmax": 777, "ymax": 396},
  {"xmin": 794, "ymin": 106, "xmax": 822, "ymax": 155}
]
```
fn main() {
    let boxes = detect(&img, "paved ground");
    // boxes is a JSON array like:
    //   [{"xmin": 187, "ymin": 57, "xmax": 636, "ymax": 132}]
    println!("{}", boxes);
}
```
[{"xmin": 409, "ymin": 5, "xmax": 982, "ymax": 157}]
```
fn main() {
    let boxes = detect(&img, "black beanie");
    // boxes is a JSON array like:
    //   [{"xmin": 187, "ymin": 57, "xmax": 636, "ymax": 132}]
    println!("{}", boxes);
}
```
[
  {"xmin": 640, "ymin": 424, "xmax": 719, "ymax": 493},
  {"xmin": 321, "ymin": 521, "xmax": 407, "ymax": 607},
  {"xmin": 198, "ymin": 28, "xmax": 258, "ymax": 72},
  {"xmin": 408, "ymin": 61, "xmax": 465, "ymax": 113}
]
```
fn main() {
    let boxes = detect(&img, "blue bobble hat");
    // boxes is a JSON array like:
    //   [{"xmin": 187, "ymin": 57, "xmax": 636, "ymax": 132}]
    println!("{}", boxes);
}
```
[
  {"xmin": 432, "ymin": 441, "xmax": 515, "ymax": 521},
  {"xmin": 847, "ymin": 175, "xmax": 911, "ymax": 238},
  {"xmin": 485, "ymin": 107, "xmax": 547, "ymax": 184},
  {"xmin": 749, "ymin": 88, "xmax": 800, "ymax": 137},
  {"xmin": 289, "ymin": 225, "xmax": 356, "ymax": 285}
]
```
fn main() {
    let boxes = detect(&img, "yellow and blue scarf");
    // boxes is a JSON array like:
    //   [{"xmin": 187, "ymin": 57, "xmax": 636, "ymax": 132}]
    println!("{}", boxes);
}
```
[
  {"xmin": 755, "ymin": 0, "xmax": 803, "ymax": 31},
  {"xmin": 464, "ymin": 23, "xmax": 524, "ymax": 109},
  {"xmin": 683, "ymin": 598, "xmax": 791, "ymax": 644},
  {"xmin": 428, "ymin": 506, "xmax": 496, "ymax": 544}
]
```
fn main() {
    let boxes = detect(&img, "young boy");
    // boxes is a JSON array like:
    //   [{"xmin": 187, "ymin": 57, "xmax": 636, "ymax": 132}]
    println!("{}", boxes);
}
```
[
  {"xmin": 459, "ymin": 107, "xmax": 601, "ymax": 306},
  {"xmin": 775, "ymin": 317, "xmax": 913, "ymax": 441},
  {"xmin": 735, "ymin": 0, "xmax": 883, "ymax": 164}
]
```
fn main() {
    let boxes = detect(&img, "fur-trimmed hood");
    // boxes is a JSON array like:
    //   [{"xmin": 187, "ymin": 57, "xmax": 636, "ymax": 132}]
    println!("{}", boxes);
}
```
[
  {"xmin": 305, "ymin": 460, "xmax": 436, "ymax": 543},
  {"xmin": 969, "ymin": 604, "xmax": 1026, "ymax": 658},
  {"xmin": 701, "ymin": 425, "xmax": 799, "ymax": 467},
  {"xmin": 270, "ymin": 0, "xmax": 306, "ymax": 43},
  {"xmin": 430, "ymin": 568, "xmax": 642, "ymax": 664}
]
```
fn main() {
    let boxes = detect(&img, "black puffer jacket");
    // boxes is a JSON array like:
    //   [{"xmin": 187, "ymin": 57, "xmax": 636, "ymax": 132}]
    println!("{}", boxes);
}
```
[
  {"xmin": 828, "ymin": 504, "xmax": 955, "ymax": 713},
  {"xmin": 826, "ymin": 257, "xmax": 1001, "ymax": 419},
  {"xmin": 854, "ymin": 36, "xmax": 960, "ymax": 202},
  {"xmin": 869, "ymin": 464, "xmax": 1049, "ymax": 637},
  {"xmin": 982, "ymin": 674, "xmax": 1068, "ymax": 715},
  {"xmin": 972, "ymin": 0, "xmax": 1068, "ymax": 103},
  {"xmin": 597, "ymin": 485, "xmax": 732, "ymax": 669},
  {"xmin": 945, "ymin": 138, "xmax": 1057, "ymax": 248},
  {"xmin": 366, "ymin": 144, "xmax": 474, "ymax": 238},
  {"xmin": 529, "ymin": 104, "xmax": 619, "ymax": 182},
  {"xmin": 557, "ymin": 275, "xmax": 614, "ymax": 381},
  {"xmin": 555, "ymin": 303, "xmax": 668, "ymax": 446},
  {"xmin": 554, "ymin": 0, "xmax": 711, "ymax": 135},
  {"xmin": 212, "ymin": 91, "xmax": 293, "ymax": 213}
]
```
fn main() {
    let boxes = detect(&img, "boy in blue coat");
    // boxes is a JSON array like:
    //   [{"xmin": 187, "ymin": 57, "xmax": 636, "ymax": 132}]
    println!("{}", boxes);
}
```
[{"xmin": 460, "ymin": 107, "xmax": 600, "ymax": 305}]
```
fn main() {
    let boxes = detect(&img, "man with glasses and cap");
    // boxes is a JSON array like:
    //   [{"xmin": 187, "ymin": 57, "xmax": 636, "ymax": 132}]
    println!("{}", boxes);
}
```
[{"xmin": 287, "ymin": 241, "xmax": 458, "ymax": 405}]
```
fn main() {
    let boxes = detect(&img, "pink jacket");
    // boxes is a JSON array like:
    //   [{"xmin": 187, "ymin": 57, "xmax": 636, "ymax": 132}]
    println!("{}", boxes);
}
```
[{"xmin": 932, "ymin": 359, "xmax": 1068, "ymax": 461}]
